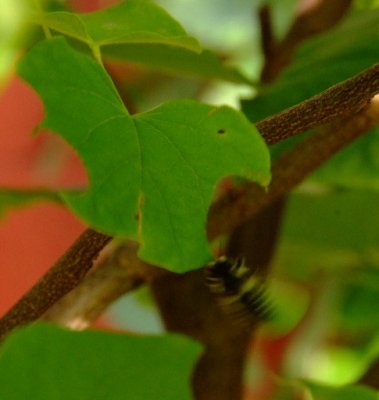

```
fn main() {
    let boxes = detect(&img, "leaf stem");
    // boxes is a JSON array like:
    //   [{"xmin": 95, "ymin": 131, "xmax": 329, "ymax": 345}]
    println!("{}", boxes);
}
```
[{"xmin": 91, "ymin": 44, "xmax": 104, "ymax": 65}]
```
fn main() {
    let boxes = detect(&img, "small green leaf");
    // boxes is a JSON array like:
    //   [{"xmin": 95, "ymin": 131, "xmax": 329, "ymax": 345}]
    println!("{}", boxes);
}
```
[
  {"xmin": 0, "ymin": 324, "xmax": 201, "ymax": 400},
  {"xmin": 0, "ymin": 187, "xmax": 62, "ymax": 219},
  {"xmin": 18, "ymin": 38, "xmax": 270, "ymax": 272},
  {"xmin": 34, "ymin": 0, "xmax": 201, "ymax": 52},
  {"xmin": 304, "ymin": 381, "xmax": 379, "ymax": 400}
]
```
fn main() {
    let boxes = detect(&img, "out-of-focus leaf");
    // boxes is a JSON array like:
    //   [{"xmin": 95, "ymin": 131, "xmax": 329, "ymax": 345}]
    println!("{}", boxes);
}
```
[
  {"xmin": 0, "ymin": 188, "xmax": 62, "ymax": 219},
  {"xmin": 304, "ymin": 381, "xmax": 379, "ymax": 400},
  {"xmin": 103, "ymin": 44, "xmax": 251, "ymax": 84},
  {"xmin": 0, "ymin": 324, "xmax": 201, "ymax": 400},
  {"xmin": 264, "ymin": 279, "xmax": 310, "ymax": 335},
  {"xmin": 338, "ymin": 268, "xmax": 379, "ymax": 332},
  {"xmin": 274, "ymin": 190, "xmax": 379, "ymax": 280},
  {"xmin": 309, "ymin": 127, "xmax": 379, "ymax": 191},
  {"xmin": 0, "ymin": 0, "xmax": 31, "ymax": 87},
  {"xmin": 18, "ymin": 38, "xmax": 270, "ymax": 272},
  {"xmin": 34, "ymin": 0, "xmax": 201, "ymax": 52}
]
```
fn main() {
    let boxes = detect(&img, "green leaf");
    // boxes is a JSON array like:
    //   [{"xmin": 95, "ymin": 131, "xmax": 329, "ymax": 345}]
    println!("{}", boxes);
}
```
[
  {"xmin": 304, "ymin": 381, "xmax": 379, "ymax": 400},
  {"xmin": 18, "ymin": 38, "xmax": 270, "ymax": 272},
  {"xmin": 242, "ymin": 10, "xmax": 379, "ymax": 122},
  {"xmin": 0, "ymin": 187, "xmax": 62, "ymax": 219},
  {"xmin": 34, "ymin": 0, "xmax": 201, "ymax": 52},
  {"xmin": 33, "ymin": 0, "xmax": 250, "ymax": 84},
  {"xmin": 0, "ymin": 324, "xmax": 201, "ymax": 400},
  {"xmin": 103, "ymin": 44, "xmax": 251, "ymax": 84}
]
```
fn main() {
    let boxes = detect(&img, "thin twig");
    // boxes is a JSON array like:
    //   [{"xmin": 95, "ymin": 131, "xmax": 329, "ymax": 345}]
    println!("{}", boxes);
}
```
[
  {"xmin": 258, "ymin": 5, "xmax": 275, "ymax": 63},
  {"xmin": 0, "ymin": 229, "xmax": 111, "ymax": 340}
]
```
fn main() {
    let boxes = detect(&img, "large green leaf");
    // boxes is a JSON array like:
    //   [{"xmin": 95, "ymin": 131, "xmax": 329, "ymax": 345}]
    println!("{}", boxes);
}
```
[
  {"xmin": 242, "ymin": 10, "xmax": 379, "ymax": 122},
  {"xmin": 0, "ymin": 324, "xmax": 201, "ymax": 400},
  {"xmin": 33, "ymin": 0, "xmax": 200, "ymax": 52},
  {"xmin": 18, "ymin": 38, "xmax": 270, "ymax": 272}
]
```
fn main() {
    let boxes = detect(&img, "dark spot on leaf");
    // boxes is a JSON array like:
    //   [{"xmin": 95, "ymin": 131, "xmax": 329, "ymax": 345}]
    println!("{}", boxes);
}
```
[
  {"xmin": 217, "ymin": 128, "xmax": 226, "ymax": 134},
  {"xmin": 134, "ymin": 213, "xmax": 139, "ymax": 221}
]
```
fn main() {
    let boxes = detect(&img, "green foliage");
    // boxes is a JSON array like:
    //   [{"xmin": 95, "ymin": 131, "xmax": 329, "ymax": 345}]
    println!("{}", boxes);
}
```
[
  {"xmin": 103, "ymin": 44, "xmax": 251, "ymax": 83},
  {"xmin": 310, "ymin": 128, "xmax": 379, "ymax": 191},
  {"xmin": 33, "ymin": 0, "xmax": 201, "ymax": 51},
  {"xmin": 0, "ymin": 188, "xmax": 61, "ymax": 219},
  {"xmin": 242, "ymin": 9, "xmax": 379, "ymax": 122},
  {"xmin": 304, "ymin": 381, "xmax": 379, "ymax": 400},
  {"xmin": 33, "ymin": 0, "xmax": 249, "ymax": 83},
  {"xmin": 273, "ymin": 380, "xmax": 379, "ymax": 400},
  {"xmin": 0, "ymin": 0, "xmax": 32, "ymax": 86},
  {"xmin": 3, "ymin": 1, "xmax": 379, "ymax": 398},
  {"xmin": 275, "ymin": 190, "xmax": 379, "ymax": 280},
  {"xmin": 242, "ymin": 9, "xmax": 379, "ymax": 191},
  {"xmin": 0, "ymin": 324, "xmax": 201, "ymax": 400},
  {"xmin": 18, "ymin": 37, "xmax": 270, "ymax": 271}
]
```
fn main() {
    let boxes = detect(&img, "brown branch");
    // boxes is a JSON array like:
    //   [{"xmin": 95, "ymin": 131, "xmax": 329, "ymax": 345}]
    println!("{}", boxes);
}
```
[
  {"xmin": 258, "ymin": 5, "xmax": 275, "ymax": 63},
  {"xmin": 257, "ymin": 63, "xmax": 379, "ymax": 145},
  {"xmin": 207, "ymin": 98, "xmax": 379, "ymax": 240},
  {"xmin": 42, "ymin": 241, "xmax": 165, "ymax": 328},
  {"xmin": 0, "ymin": 229, "xmax": 111, "ymax": 340}
]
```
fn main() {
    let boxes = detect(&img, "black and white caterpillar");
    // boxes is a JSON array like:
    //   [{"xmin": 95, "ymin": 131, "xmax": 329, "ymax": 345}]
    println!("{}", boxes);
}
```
[{"xmin": 204, "ymin": 256, "xmax": 272, "ymax": 325}]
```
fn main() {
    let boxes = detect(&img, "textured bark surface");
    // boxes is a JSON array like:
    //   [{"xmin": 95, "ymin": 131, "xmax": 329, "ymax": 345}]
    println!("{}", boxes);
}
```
[{"xmin": 0, "ymin": 229, "xmax": 111, "ymax": 340}]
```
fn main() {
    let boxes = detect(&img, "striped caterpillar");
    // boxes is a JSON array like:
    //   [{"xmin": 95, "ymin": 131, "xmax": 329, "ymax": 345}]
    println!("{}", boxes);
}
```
[{"xmin": 204, "ymin": 256, "xmax": 272, "ymax": 325}]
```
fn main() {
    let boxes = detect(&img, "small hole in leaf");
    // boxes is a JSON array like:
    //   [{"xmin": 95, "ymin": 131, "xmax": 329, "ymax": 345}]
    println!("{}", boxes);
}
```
[{"xmin": 217, "ymin": 129, "xmax": 226, "ymax": 134}]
